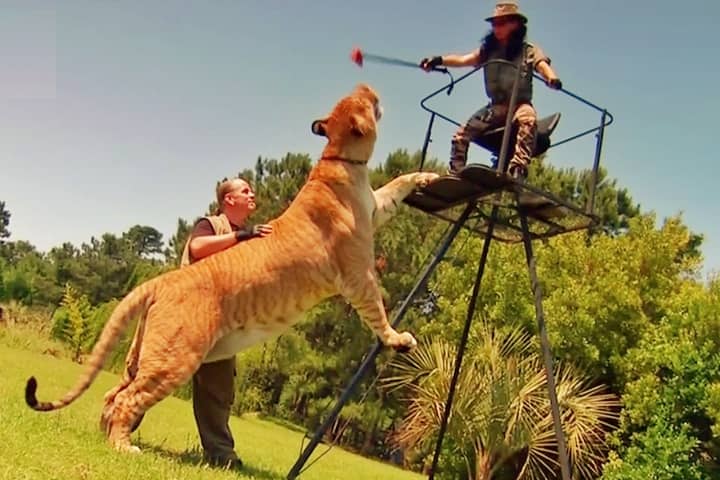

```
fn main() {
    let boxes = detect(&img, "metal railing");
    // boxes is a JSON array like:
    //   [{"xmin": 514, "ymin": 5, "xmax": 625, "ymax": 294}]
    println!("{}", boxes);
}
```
[{"xmin": 417, "ymin": 59, "xmax": 613, "ymax": 216}]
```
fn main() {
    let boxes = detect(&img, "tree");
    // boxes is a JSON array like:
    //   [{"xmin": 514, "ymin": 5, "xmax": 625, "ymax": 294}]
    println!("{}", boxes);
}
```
[
  {"xmin": 51, "ymin": 283, "xmax": 94, "ymax": 362},
  {"xmin": 1, "ymin": 268, "xmax": 34, "ymax": 303},
  {"xmin": 601, "ymin": 278, "xmax": 720, "ymax": 479},
  {"xmin": 383, "ymin": 324, "xmax": 619, "ymax": 480},
  {"xmin": 123, "ymin": 225, "xmax": 164, "ymax": 258},
  {"xmin": 0, "ymin": 241, "xmax": 57, "ymax": 304},
  {"xmin": 0, "ymin": 239, "xmax": 38, "ymax": 265},
  {"xmin": 237, "ymin": 152, "xmax": 315, "ymax": 221},
  {"xmin": 420, "ymin": 212, "xmax": 702, "ymax": 384},
  {"xmin": 0, "ymin": 201, "xmax": 10, "ymax": 240},
  {"xmin": 527, "ymin": 162, "xmax": 640, "ymax": 236},
  {"xmin": 601, "ymin": 422, "xmax": 706, "ymax": 480},
  {"xmin": 65, "ymin": 233, "xmax": 138, "ymax": 304},
  {"xmin": 165, "ymin": 218, "xmax": 193, "ymax": 265}
]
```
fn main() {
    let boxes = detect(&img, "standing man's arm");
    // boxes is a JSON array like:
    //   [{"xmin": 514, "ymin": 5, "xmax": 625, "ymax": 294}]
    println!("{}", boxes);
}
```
[
  {"xmin": 189, "ymin": 220, "xmax": 273, "ymax": 261},
  {"xmin": 188, "ymin": 220, "xmax": 238, "ymax": 261}
]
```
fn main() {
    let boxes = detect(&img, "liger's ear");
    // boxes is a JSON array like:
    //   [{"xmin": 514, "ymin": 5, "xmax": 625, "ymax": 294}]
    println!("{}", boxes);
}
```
[
  {"xmin": 349, "ymin": 113, "xmax": 372, "ymax": 137},
  {"xmin": 311, "ymin": 119, "xmax": 328, "ymax": 137}
]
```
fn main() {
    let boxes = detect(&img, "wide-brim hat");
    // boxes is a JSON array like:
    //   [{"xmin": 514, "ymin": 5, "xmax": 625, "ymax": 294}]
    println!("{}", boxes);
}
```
[{"xmin": 485, "ymin": 1, "xmax": 528, "ymax": 24}]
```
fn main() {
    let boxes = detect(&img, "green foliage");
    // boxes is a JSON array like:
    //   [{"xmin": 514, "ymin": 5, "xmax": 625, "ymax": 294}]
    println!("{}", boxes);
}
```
[
  {"xmin": 50, "ymin": 295, "xmax": 128, "ymax": 370},
  {"xmin": 1, "ymin": 266, "xmax": 35, "ymax": 303},
  {"xmin": 233, "ymin": 342, "xmax": 289, "ymax": 415},
  {"xmin": 3, "ymin": 146, "xmax": 715, "ymax": 477},
  {"xmin": 52, "ymin": 283, "xmax": 94, "ymax": 362},
  {"xmin": 527, "ymin": 162, "xmax": 640, "ymax": 235},
  {"xmin": 0, "ymin": 200, "xmax": 10, "ymax": 240},
  {"xmin": 123, "ymin": 225, "xmax": 165, "ymax": 258},
  {"xmin": 220, "ymin": 153, "xmax": 315, "ymax": 222},
  {"xmin": 254, "ymin": 153, "xmax": 314, "ymax": 205},
  {"xmin": 602, "ymin": 278, "xmax": 720, "ymax": 478},
  {"xmin": 124, "ymin": 260, "xmax": 170, "ymax": 292},
  {"xmin": 423, "ymin": 212, "xmax": 701, "ymax": 384},
  {"xmin": 88, "ymin": 298, "xmax": 131, "ymax": 371},
  {"xmin": 601, "ymin": 422, "xmax": 706, "ymax": 480},
  {"xmin": 0, "ymin": 241, "xmax": 55, "ymax": 304},
  {"xmin": 383, "ymin": 325, "xmax": 620, "ymax": 480},
  {"xmin": 166, "ymin": 217, "xmax": 193, "ymax": 265},
  {"xmin": 707, "ymin": 383, "xmax": 720, "ymax": 439}
]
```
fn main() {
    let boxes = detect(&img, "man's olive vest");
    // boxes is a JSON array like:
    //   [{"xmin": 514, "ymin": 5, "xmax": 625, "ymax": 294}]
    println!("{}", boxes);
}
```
[
  {"xmin": 180, "ymin": 213, "xmax": 234, "ymax": 267},
  {"xmin": 481, "ymin": 42, "xmax": 536, "ymax": 105}
]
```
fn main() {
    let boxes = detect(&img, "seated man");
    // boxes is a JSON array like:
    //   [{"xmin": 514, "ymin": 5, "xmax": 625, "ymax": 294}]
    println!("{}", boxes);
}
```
[{"xmin": 420, "ymin": 1, "xmax": 562, "ymax": 179}]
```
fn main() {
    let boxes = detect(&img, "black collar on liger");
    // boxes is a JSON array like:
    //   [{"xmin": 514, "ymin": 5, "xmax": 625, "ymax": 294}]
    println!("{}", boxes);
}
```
[{"xmin": 320, "ymin": 155, "xmax": 367, "ymax": 165}]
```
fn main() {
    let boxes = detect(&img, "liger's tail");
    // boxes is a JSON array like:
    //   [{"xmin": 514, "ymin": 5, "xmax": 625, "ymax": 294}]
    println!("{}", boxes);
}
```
[{"xmin": 25, "ymin": 283, "xmax": 155, "ymax": 412}]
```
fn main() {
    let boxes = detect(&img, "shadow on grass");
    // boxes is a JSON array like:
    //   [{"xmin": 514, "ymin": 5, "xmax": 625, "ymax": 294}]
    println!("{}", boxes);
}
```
[
  {"xmin": 246, "ymin": 412, "xmax": 308, "ymax": 435},
  {"xmin": 137, "ymin": 441, "xmax": 285, "ymax": 480}
]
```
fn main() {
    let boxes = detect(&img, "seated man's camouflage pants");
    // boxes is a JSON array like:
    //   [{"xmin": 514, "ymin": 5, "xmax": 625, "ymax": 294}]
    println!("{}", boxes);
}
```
[{"xmin": 450, "ymin": 103, "xmax": 537, "ymax": 173}]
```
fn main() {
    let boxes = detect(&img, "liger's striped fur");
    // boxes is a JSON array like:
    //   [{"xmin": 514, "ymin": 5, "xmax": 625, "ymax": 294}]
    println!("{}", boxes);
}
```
[{"xmin": 24, "ymin": 83, "xmax": 439, "ymax": 454}]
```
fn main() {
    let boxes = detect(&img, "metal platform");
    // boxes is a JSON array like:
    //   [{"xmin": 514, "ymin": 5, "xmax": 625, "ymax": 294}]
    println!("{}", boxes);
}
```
[{"xmin": 404, "ymin": 164, "xmax": 598, "ymax": 242}]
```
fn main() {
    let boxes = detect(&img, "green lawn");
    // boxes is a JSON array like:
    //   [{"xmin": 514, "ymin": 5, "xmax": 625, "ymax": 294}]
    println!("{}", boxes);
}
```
[{"xmin": 0, "ymin": 344, "xmax": 422, "ymax": 480}]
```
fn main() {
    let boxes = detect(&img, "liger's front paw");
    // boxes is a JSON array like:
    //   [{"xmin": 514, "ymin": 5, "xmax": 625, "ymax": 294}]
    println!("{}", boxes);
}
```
[
  {"xmin": 389, "ymin": 331, "xmax": 418, "ymax": 353},
  {"xmin": 414, "ymin": 172, "xmax": 440, "ymax": 188}
]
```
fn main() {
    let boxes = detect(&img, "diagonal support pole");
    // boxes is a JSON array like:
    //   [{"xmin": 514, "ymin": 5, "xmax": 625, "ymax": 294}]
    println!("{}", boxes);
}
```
[
  {"xmin": 428, "ymin": 204, "xmax": 498, "ymax": 479},
  {"xmin": 516, "ymin": 195, "xmax": 572, "ymax": 480},
  {"xmin": 287, "ymin": 202, "xmax": 476, "ymax": 480}
]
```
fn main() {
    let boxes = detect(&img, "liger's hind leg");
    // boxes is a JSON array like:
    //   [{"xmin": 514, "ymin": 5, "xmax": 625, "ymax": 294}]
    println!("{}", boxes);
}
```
[
  {"xmin": 101, "ymin": 320, "xmax": 146, "ymax": 434},
  {"xmin": 101, "ymin": 373, "xmax": 133, "ymax": 435},
  {"xmin": 102, "ymin": 374, "xmax": 147, "ymax": 434},
  {"xmin": 104, "ymin": 313, "xmax": 209, "ymax": 452},
  {"xmin": 106, "ymin": 362, "xmax": 200, "ymax": 453},
  {"xmin": 103, "ymin": 295, "xmax": 219, "ymax": 452}
]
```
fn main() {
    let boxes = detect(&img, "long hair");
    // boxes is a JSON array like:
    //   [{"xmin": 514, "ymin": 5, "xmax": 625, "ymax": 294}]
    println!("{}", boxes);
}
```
[{"xmin": 479, "ymin": 24, "xmax": 527, "ymax": 63}]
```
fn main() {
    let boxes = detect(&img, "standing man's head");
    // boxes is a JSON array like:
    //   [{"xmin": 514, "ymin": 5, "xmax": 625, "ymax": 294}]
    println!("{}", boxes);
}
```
[{"xmin": 214, "ymin": 177, "xmax": 256, "ymax": 224}]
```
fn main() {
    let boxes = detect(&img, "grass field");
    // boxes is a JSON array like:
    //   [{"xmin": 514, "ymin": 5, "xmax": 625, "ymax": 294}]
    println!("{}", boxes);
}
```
[{"xmin": 0, "ymin": 343, "xmax": 423, "ymax": 480}]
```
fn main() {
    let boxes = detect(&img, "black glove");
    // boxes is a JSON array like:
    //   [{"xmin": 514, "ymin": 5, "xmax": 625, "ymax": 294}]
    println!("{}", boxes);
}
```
[
  {"xmin": 235, "ymin": 226, "xmax": 264, "ymax": 242},
  {"xmin": 547, "ymin": 78, "xmax": 563, "ymax": 90},
  {"xmin": 420, "ymin": 56, "xmax": 443, "ymax": 70}
]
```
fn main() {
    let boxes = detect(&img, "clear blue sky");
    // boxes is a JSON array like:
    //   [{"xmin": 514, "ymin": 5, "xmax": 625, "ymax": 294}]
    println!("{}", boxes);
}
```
[{"xmin": 1, "ymin": 1, "xmax": 718, "ymax": 278}]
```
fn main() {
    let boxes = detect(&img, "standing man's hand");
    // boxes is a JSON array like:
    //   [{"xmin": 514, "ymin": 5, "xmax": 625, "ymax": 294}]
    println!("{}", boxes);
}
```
[{"xmin": 252, "ymin": 224, "xmax": 273, "ymax": 237}]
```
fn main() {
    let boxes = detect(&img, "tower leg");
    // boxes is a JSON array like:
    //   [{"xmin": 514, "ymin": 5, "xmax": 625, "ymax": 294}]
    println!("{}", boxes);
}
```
[
  {"xmin": 287, "ymin": 202, "xmax": 476, "ymax": 480},
  {"xmin": 517, "ymin": 200, "xmax": 572, "ymax": 480},
  {"xmin": 428, "ymin": 205, "xmax": 498, "ymax": 480}
]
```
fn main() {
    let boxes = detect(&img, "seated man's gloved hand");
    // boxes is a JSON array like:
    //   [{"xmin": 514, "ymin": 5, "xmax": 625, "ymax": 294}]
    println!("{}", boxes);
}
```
[
  {"xmin": 547, "ymin": 78, "xmax": 563, "ymax": 90},
  {"xmin": 420, "ymin": 56, "xmax": 443, "ymax": 72}
]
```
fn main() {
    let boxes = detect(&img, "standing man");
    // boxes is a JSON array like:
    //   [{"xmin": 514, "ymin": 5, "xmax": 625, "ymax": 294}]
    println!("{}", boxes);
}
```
[
  {"xmin": 420, "ymin": 1, "xmax": 562, "ymax": 179},
  {"xmin": 180, "ymin": 176, "xmax": 272, "ymax": 469}
]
